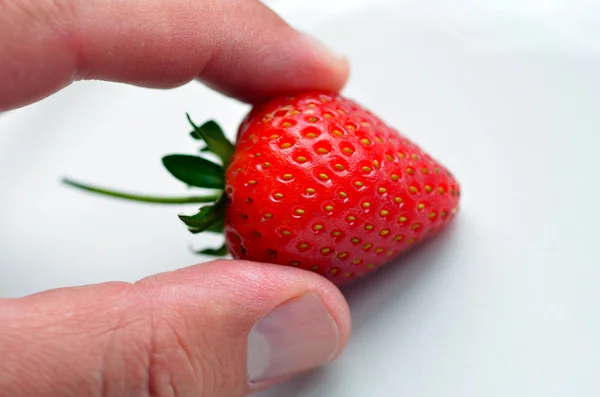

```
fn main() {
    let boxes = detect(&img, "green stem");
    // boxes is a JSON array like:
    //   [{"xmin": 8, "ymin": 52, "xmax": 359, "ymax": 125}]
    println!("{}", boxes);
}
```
[{"xmin": 62, "ymin": 178, "xmax": 221, "ymax": 204}]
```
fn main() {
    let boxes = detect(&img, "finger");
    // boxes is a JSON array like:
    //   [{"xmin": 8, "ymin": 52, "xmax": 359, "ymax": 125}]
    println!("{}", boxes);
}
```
[
  {"xmin": 0, "ymin": 0, "xmax": 349, "ymax": 111},
  {"xmin": 0, "ymin": 260, "xmax": 351, "ymax": 397}
]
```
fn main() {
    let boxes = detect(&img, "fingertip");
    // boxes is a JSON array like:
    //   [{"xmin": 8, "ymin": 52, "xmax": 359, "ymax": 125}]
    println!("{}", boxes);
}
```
[
  {"xmin": 138, "ymin": 259, "xmax": 352, "ymax": 345},
  {"xmin": 300, "ymin": 32, "xmax": 351, "ymax": 88},
  {"xmin": 192, "ymin": 1, "xmax": 352, "ymax": 103},
  {"xmin": 136, "ymin": 259, "xmax": 352, "ymax": 390},
  {"xmin": 197, "ymin": 29, "xmax": 351, "ymax": 104}
]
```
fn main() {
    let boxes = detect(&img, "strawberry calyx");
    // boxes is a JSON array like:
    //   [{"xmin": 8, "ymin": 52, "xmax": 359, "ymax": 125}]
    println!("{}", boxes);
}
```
[
  {"xmin": 62, "ymin": 115, "xmax": 234, "ymax": 256},
  {"xmin": 187, "ymin": 115, "xmax": 235, "ymax": 168}
]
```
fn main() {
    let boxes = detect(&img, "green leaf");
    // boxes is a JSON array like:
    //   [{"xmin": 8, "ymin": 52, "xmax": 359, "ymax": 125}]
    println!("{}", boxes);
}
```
[
  {"xmin": 179, "ymin": 206, "xmax": 218, "ymax": 232},
  {"xmin": 193, "ymin": 243, "xmax": 228, "ymax": 257},
  {"xmin": 187, "ymin": 115, "xmax": 234, "ymax": 167},
  {"xmin": 178, "ymin": 195, "xmax": 226, "ymax": 233},
  {"xmin": 206, "ymin": 217, "xmax": 224, "ymax": 233},
  {"xmin": 162, "ymin": 154, "xmax": 224, "ymax": 189}
]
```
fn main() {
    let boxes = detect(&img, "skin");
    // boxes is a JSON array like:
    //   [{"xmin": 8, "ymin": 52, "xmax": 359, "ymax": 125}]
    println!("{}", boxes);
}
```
[{"xmin": 0, "ymin": 0, "xmax": 352, "ymax": 396}]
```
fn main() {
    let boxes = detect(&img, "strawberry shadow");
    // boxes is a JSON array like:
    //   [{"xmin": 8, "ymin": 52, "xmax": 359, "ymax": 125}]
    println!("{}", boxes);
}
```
[
  {"xmin": 341, "ymin": 220, "xmax": 460, "ymax": 331},
  {"xmin": 253, "ymin": 220, "xmax": 462, "ymax": 397}
]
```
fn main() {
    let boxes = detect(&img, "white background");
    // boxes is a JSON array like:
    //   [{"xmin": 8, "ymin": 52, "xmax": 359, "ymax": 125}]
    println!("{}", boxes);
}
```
[{"xmin": 2, "ymin": 0, "xmax": 600, "ymax": 396}]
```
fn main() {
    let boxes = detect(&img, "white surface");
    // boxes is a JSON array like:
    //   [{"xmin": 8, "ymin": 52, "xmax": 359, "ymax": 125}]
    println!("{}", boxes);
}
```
[{"xmin": 2, "ymin": 0, "xmax": 600, "ymax": 395}]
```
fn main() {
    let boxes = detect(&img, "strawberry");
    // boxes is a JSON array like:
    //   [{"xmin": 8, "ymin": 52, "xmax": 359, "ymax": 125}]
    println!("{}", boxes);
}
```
[{"xmin": 63, "ymin": 90, "xmax": 460, "ymax": 286}]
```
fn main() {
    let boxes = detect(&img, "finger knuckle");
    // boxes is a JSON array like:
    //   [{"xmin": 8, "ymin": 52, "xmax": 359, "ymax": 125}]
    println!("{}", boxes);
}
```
[{"xmin": 139, "ymin": 291, "xmax": 218, "ymax": 397}]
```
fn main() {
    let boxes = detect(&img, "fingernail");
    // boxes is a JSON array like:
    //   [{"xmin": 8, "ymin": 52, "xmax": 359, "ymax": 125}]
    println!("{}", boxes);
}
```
[{"xmin": 247, "ymin": 292, "xmax": 340, "ymax": 383}]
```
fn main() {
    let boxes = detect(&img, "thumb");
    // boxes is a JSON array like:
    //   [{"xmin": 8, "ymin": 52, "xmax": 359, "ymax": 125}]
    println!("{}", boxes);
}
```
[{"xmin": 0, "ymin": 260, "xmax": 351, "ymax": 397}]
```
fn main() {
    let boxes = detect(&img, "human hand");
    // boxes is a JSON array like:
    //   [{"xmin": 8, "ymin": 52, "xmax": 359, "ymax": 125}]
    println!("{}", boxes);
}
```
[
  {"xmin": 0, "ymin": 1, "xmax": 352, "ymax": 396},
  {"xmin": 0, "ymin": 0, "xmax": 348, "ymax": 111}
]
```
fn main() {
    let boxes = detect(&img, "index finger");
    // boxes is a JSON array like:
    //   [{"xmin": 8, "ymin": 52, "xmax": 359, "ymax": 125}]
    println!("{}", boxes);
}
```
[{"xmin": 0, "ymin": 0, "xmax": 349, "ymax": 111}]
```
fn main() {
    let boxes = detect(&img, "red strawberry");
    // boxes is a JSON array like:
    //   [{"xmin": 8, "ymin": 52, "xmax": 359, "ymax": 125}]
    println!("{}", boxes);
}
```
[{"xmin": 63, "ymin": 90, "xmax": 460, "ymax": 286}]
